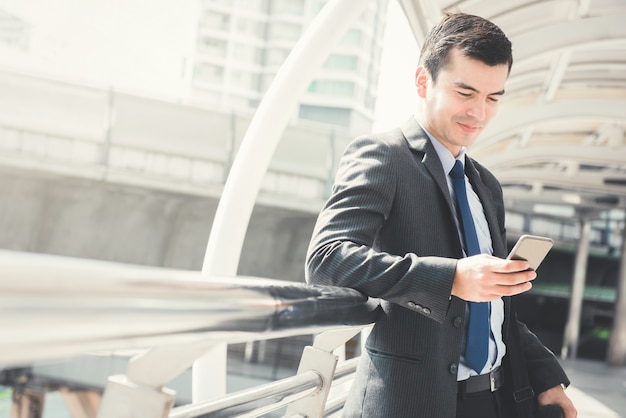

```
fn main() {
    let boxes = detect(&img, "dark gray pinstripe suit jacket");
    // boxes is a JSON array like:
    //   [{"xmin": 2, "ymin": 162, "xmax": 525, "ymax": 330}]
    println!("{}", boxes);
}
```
[{"xmin": 305, "ymin": 117, "xmax": 568, "ymax": 417}]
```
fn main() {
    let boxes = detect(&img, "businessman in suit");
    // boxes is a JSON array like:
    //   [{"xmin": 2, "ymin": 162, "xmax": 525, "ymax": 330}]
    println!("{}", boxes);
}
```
[{"xmin": 305, "ymin": 12, "xmax": 577, "ymax": 418}]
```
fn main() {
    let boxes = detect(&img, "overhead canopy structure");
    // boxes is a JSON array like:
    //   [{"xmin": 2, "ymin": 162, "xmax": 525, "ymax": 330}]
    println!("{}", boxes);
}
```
[{"xmin": 398, "ymin": 0, "xmax": 626, "ymax": 218}]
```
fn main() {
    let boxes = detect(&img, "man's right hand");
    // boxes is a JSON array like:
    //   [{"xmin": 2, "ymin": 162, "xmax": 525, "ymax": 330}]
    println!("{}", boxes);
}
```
[{"xmin": 451, "ymin": 254, "xmax": 536, "ymax": 302}]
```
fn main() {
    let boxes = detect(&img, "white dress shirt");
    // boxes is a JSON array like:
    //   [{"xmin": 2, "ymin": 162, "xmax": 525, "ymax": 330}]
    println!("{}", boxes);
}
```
[{"xmin": 417, "ymin": 118, "xmax": 506, "ymax": 380}]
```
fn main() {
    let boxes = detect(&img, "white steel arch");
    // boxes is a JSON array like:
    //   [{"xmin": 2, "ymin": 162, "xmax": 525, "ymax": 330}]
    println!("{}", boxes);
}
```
[{"xmin": 194, "ymin": 0, "xmax": 371, "ymax": 402}]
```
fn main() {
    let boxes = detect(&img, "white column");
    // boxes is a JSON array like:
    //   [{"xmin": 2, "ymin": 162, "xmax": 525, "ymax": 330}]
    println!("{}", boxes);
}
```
[
  {"xmin": 561, "ymin": 217, "xmax": 592, "ymax": 359},
  {"xmin": 193, "ymin": 0, "xmax": 371, "ymax": 402},
  {"xmin": 607, "ymin": 214, "xmax": 626, "ymax": 366}
]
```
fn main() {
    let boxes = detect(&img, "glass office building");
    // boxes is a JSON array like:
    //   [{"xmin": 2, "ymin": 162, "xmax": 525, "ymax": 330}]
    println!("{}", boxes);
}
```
[{"xmin": 190, "ymin": 0, "xmax": 389, "ymax": 132}]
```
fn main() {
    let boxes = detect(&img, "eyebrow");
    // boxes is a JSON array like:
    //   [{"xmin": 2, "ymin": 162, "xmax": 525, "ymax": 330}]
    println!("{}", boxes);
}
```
[{"xmin": 454, "ymin": 82, "xmax": 505, "ymax": 96}]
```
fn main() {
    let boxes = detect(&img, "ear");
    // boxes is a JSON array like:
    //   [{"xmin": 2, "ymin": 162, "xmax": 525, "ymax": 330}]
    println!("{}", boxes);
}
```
[{"xmin": 415, "ymin": 66, "xmax": 429, "ymax": 98}]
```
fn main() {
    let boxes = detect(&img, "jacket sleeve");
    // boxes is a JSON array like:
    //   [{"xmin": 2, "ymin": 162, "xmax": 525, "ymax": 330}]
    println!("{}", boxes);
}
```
[
  {"xmin": 517, "ymin": 319, "xmax": 571, "ymax": 393},
  {"xmin": 305, "ymin": 134, "xmax": 456, "ymax": 324}
]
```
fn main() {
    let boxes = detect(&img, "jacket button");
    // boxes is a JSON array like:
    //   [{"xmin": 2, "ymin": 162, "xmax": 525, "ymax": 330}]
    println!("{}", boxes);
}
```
[
  {"xmin": 407, "ymin": 301, "xmax": 416, "ymax": 308},
  {"xmin": 453, "ymin": 317, "xmax": 463, "ymax": 328},
  {"xmin": 422, "ymin": 307, "xmax": 431, "ymax": 315},
  {"xmin": 449, "ymin": 363, "xmax": 458, "ymax": 375}
]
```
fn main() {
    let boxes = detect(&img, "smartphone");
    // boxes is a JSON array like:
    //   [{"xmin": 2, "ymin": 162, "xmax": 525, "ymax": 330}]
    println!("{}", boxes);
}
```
[{"xmin": 506, "ymin": 234, "xmax": 554, "ymax": 271}]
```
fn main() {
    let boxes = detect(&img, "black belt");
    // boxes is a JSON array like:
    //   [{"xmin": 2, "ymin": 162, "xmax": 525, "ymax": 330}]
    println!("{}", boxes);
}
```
[{"xmin": 458, "ymin": 366, "xmax": 504, "ymax": 394}]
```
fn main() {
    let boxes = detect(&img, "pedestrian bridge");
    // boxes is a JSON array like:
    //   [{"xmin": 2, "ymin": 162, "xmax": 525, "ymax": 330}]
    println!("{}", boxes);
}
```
[
  {"xmin": 0, "ymin": 0, "xmax": 625, "ymax": 416},
  {"xmin": 1, "ymin": 250, "xmax": 625, "ymax": 418}
]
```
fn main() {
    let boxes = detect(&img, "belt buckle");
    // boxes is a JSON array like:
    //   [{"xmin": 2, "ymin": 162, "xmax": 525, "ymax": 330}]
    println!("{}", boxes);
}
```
[{"xmin": 490, "ymin": 373, "xmax": 496, "ymax": 392}]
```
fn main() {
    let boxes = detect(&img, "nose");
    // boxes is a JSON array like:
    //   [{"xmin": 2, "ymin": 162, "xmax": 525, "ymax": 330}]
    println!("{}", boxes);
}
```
[{"xmin": 467, "ymin": 98, "xmax": 486, "ymax": 121}]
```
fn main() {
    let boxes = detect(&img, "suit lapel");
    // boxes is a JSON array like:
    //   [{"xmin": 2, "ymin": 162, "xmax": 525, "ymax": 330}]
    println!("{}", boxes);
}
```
[
  {"xmin": 400, "ymin": 117, "xmax": 506, "ymax": 257},
  {"xmin": 400, "ymin": 118, "xmax": 453, "ymax": 210}
]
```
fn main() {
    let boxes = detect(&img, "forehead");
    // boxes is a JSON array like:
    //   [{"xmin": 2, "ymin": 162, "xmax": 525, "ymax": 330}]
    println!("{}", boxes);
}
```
[{"xmin": 440, "ymin": 48, "xmax": 509, "ymax": 93}]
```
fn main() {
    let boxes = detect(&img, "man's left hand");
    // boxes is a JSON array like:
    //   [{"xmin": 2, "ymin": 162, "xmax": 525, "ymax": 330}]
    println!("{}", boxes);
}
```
[{"xmin": 538, "ymin": 385, "xmax": 577, "ymax": 418}]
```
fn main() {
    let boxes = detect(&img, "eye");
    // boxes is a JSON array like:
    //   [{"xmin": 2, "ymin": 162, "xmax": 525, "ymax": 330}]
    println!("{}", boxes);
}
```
[
  {"xmin": 488, "ymin": 96, "xmax": 500, "ymax": 103},
  {"xmin": 457, "ymin": 91, "xmax": 471, "ymax": 97}
]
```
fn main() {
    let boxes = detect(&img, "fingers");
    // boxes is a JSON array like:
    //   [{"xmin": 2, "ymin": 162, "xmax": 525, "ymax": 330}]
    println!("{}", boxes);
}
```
[
  {"xmin": 464, "ymin": 254, "xmax": 532, "ymax": 274},
  {"xmin": 492, "ymin": 280, "xmax": 533, "ymax": 297},
  {"xmin": 487, "ymin": 266, "xmax": 536, "ymax": 298},
  {"xmin": 480, "ymin": 281, "xmax": 532, "ymax": 301},
  {"xmin": 453, "ymin": 255, "xmax": 537, "ymax": 301},
  {"xmin": 492, "ymin": 257, "xmax": 531, "ymax": 273},
  {"xmin": 498, "ymin": 268, "xmax": 537, "ymax": 285},
  {"xmin": 538, "ymin": 386, "xmax": 577, "ymax": 418}
]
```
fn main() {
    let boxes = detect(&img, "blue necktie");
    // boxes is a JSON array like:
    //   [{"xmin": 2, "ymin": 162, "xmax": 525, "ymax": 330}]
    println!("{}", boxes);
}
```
[{"xmin": 450, "ymin": 160, "xmax": 489, "ymax": 373}]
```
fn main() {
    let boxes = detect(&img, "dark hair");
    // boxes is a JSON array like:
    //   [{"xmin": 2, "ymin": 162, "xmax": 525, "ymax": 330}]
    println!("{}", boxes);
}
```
[{"xmin": 419, "ymin": 12, "xmax": 513, "ymax": 82}]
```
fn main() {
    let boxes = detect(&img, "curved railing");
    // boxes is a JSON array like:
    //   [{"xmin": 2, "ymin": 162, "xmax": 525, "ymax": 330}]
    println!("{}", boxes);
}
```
[{"xmin": 0, "ymin": 250, "xmax": 379, "ymax": 417}]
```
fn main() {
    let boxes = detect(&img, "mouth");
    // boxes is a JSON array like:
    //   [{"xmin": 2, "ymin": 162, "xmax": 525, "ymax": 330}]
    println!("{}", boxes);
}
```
[{"xmin": 458, "ymin": 122, "xmax": 482, "ymax": 134}]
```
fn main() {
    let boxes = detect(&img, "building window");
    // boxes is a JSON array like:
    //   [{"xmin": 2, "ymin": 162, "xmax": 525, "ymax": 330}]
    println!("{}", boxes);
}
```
[
  {"xmin": 340, "ymin": 29, "xmax": 361, "ymax": 46},
  {"xmin": 235, "ymin": 17, "xmax": 265, "ymax": 38},
  {"xmin": 299, "ymin": 105, "xmax": 351, "ymax": 127},
  {"xmin": 323, "ymin": 54, "xmax": 358, "ymax": 71},
  {"xmin": 268, "ymin": 22, "xmax": 301, "ymax": 41},
  {"xmin": 233, "ymin": 43, "xmax": 263, "ymax": 64},
  {"xmin": 194, "ymin": 63, "xmax": 225, "ymax": 84},
  {"xmin": 231, "ymin": 70, "xmax": 259, "ymax": 89},
  {"xmin": 236, "ymin": 0, "xmax": 268, "ymax": 11},
  {"xmin": 200, "ymin": 11, "xmax": 231, "ymax": 31},
  {"xmin": 197, "ymin": 36, "xmax": 228, "ymax": 57},
  {"xmin": 308, "ymin": 80, "xmax": 354, "ymax": 97},
  {"xmin": 271, "ymin": 0, "xmax": 305, "ymax": 15}
]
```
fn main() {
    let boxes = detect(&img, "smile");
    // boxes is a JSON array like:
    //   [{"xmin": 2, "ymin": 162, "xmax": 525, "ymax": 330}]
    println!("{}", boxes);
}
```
[{"xmin": 458, "ymin": 123, "xmax": 481, "ymax": 133}]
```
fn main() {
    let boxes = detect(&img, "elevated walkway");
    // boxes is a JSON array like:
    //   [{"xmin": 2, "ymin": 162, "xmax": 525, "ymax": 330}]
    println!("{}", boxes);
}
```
[
  {"xmin": 562, "ymin": 359, "xmax": 626, "ymax": 417},
  {"xmin": 1, "ymin": 250, "xmax": 625, "ymax": 417}
]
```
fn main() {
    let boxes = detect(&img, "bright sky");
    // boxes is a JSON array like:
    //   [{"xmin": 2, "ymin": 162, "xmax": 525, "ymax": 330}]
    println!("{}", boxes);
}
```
[
  {"xmin": 0, "ymin": 0, "xmax": 197, "ymax": 97},
  {"xmin": 0, "ymin": 0, "xmax": 419, "ymax": 129}
]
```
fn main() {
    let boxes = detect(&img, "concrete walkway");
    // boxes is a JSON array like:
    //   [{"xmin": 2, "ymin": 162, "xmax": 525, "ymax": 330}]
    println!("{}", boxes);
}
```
[{"xmin": 561, "ymin": 359, "xmax": 626, "ymax": 417}]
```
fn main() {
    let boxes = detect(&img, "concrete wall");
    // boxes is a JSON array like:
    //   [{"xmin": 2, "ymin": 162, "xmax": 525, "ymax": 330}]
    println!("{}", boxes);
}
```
[{"xmin": 0, "ymin": 165, "xmax": 317, "ymax": 282}]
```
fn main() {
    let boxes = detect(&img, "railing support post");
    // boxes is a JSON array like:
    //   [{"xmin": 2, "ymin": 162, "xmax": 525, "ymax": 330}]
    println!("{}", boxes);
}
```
[
  {"xmin": 98, "ymin": 342, "xmax": 218, "ymax": 418},
  {"xmin": 10, "ymin": 387, "xmax": 45, "ymax": 418},
  {"xmin": 59, "ymin": 388, "xmax": 101, "ymax": 418},
  {"xmin": 96, "ymin": 375, "xmax": 175, "ymax": 418},
  {"xmin": 285, "ymin": 327, "xmax": 364, "ymax": 418}
]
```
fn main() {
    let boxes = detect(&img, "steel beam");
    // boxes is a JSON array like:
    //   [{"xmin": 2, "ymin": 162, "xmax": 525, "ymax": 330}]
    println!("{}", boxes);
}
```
[{"xmin": 196, "ymin": 0, "xmax": 370, "ymax": 402}]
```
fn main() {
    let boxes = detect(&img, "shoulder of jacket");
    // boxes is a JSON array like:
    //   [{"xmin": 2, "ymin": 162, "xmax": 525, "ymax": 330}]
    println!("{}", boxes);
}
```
[
  {"xmin": 468, "ymin": 157, "xmax": 496, "ymax": 178},
  {"xmin": 352, "ymin": 127, "xmax": 408, "ymax": 151}
]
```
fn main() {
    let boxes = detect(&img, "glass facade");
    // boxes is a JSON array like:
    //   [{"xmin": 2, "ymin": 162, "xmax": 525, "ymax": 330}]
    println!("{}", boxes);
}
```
[
  {"xmin": 190, "ymin": 0, "xmax": 389, "ymax": 131},
  {"xmin": 307, "ymin": 80, "xmax": 354, "ymax": 97},
  {"xmin": 324, "ymin": 54, "xmax": 358, "ymax": 71}
]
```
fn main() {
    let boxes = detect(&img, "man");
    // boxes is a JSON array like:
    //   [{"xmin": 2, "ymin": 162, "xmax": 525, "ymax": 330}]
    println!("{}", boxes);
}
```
[{"xmin": 305, "ymin": 12, "xmax": 577, "ymax": 418}]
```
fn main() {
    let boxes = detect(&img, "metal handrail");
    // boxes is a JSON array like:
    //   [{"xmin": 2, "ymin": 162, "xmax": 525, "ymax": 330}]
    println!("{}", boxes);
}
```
[
  {"xmin": 166, "ymin": 358, "xmax": 360, "ymax": 418},
  {"xmin": 0, "ymin": 250, "xmax": 377, "ymax": 417},
  {"xmin": 169, "ymin": 370, "xmax": 323, "ymax": 418},
  {"xmin": 0, "ymin": 250, "xmax": 379, "ymax": 368}
]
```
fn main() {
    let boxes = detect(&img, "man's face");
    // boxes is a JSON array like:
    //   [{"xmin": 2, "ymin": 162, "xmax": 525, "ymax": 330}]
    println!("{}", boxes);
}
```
[{"xmin": 415, "ymin": 48, "xmax": 509, "ymax": 157}]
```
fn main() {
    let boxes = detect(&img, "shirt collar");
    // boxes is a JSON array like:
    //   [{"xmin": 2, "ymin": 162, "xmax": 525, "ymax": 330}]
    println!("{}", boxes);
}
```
[{"xmin": 414, "ymin": 116, "xmax": 466, "ymax": 175}]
